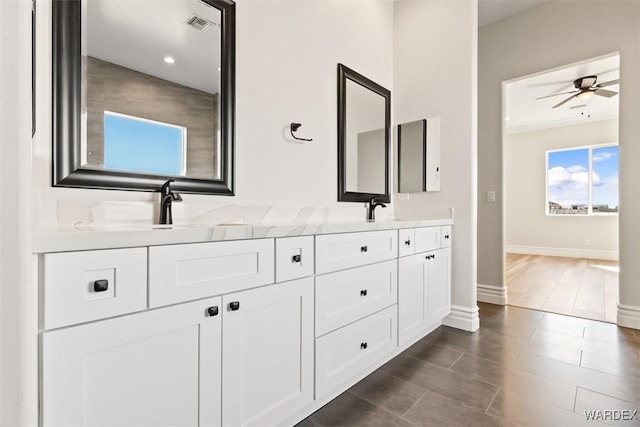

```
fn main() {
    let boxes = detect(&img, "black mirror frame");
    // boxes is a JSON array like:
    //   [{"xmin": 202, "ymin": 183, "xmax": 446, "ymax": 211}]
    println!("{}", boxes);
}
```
[
  {"xmin": 52, "ymin": 0, "xmax": 235, "ymax": 194},
  {"xmin": 337, "ymin": 63, "xmax": 391, "ymax": 203}
]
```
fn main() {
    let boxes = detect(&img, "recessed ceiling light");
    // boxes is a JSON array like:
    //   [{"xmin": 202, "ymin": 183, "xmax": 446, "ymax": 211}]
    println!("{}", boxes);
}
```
[{"xmin": 164, "ymin": 56, "xmax": 175, "ymax": 64}]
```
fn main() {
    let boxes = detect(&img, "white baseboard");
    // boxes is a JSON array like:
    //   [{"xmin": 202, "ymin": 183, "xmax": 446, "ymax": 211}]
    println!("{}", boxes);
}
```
[
  {"xmin": 442, "ymin": 304, "xmax": 479, "ymax": 332},
  {"xmin": 617, "ymin": 304, "xmax": 640, "ymax": 330},
  {"xmin": 506, "ymin": 245, "xmax": 618, "ymax": 260},
  {"xmin": 477, "ymin": 283, "xmax": 507, "ymax": 305}
]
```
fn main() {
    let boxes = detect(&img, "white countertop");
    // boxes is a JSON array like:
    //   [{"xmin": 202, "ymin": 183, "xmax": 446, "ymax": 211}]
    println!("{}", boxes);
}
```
[{"xmin": 33, "ymin": 218, "xmax": 454, "ymax": 253}]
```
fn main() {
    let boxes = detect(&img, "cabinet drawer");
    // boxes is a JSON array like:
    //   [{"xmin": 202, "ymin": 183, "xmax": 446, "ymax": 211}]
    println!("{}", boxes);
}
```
[
  {"xmin": 315, "ymin": 260, "xmax": 397, "ymax": 336},
  {"xmin": 315, "ymin": 305, "xmax": 397, "ymax": 398},
  {"xmin": 414, "ymin": 227, "xmax": 441, "ymax": 253},
  {"xmin": 441, "ymin": 226, "xmax": 452, "ymax": 248},
  {"xmin": 276, "ymin": 236, "xmax": 314, "ymax": 283},
  {"xmin": 149, "ymin": 239, "xmax": 274, "ymax": 307},
  {"xmin": 42, "ymin": 248, "xmax": 147, "ymax": 329},
  {"xmin": 398, "ymin": 228, "xmax": 415, "ymax": 257},
  {"xmin": 315, "ymin": 230, "xmax": 397, "ymax": 274}
]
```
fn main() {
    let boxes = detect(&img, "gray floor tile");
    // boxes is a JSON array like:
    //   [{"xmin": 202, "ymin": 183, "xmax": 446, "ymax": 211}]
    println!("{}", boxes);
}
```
[
  {"xmin": 348, "ymin": 370, "xmax": 425, "ymax": 417},
  {"xmin": 310, "ymin": 392, "xmax": 415, "ymax": 427}
]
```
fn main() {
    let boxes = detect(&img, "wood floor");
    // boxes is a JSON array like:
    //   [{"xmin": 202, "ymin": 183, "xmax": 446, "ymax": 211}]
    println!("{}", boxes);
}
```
[
  {"xmin": 506, "ymin": 254, "xmax": 619, "ymax": 323},
  {"xmin": 298, "ymin": 303, "xmax": 640, "ymax": 427}
]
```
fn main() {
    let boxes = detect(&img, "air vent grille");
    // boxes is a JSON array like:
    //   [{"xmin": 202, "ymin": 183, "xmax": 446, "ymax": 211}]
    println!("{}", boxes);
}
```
[{"xmin": 185, "ymin": 14, "xmax": 214, "ymax": 32}]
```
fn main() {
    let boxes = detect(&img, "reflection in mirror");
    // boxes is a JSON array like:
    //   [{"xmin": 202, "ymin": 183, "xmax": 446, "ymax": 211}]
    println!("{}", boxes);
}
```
[
  {"xmin": 397, "ymin": 117, "xmax": 441, "ymax": 193},
  {"xmin": 83, "ymin": 0, "xmax": 221, "ymax": 179},
  {"xmin": 53, "ymin": 0, "xmax": 235, "ymax": 194},
  {"xmin": 338, "ymin": 64, "xmax": 390, "ymax": 203},
  {"xmin": 398, "ymin": 119, "xmax": 426, "ymax": 193},
  {"xmin": 345, "ymin": 80, "xmax": 386, "ymax": 194}
]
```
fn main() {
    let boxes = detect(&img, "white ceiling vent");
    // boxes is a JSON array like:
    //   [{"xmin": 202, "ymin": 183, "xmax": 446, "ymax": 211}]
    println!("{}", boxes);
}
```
[{"xmin": 185, "ymin": 14, "xmax": 214, "ymax": 32}]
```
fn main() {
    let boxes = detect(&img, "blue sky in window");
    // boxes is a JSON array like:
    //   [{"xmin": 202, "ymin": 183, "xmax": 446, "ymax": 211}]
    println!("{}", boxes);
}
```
[
  {"xmin": 104, "ymin": 113, "xmax": 184, "ymax": 175},
  {"xmin": 547, "ymin": 147, "xmax": 618, "ymax": 209},
  {"xmin": 592, "ymin": 146, "xmax": 619, "ymax": 208}
]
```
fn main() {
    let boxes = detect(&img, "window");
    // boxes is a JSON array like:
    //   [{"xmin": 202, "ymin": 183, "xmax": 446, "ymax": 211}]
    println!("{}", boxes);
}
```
[
  {"xmin": 547, "ymin": 145, "xmax": 618, "ymax": 215},
  {"xmin": 104, "ymin": 111, "xmax": 186, "ymax": 176}
]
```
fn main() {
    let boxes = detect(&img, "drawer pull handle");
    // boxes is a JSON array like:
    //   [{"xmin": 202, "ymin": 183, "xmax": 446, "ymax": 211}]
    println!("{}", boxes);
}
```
[
  {"xmin": 360, "ymin": 342, "xmax": 368, "ymax": 350},
  {"xmin": 229, "ymin": 301, "xmax": 240, "ymax": 311},
  {"xmin": 405, "ymin": 239, "xmax": 411, "ymax": 246},
  {"xmin": 426, "ymin": 254, "xmax": 435, "ymax": 260},
  {"xmin": 93, "ymin": 279, "xmax": 109, "ymax": 293},
  {"xmin": 291, "ymin": 254, "xmax": 302, "ymax": 263},
  {"xmin": 360, "ymin": 289, "xmax": 367, "ymax": 297},
  {"xmin": 444, "ymin": 234, "xmax": 450, "ymax": 239},
  {"xmin": 360, "ymin": 246, "xmax": 368, "ymax": 253},
  {"xmin": 207, "ymin": 306, "xmax": 219, "ymax": 317}
]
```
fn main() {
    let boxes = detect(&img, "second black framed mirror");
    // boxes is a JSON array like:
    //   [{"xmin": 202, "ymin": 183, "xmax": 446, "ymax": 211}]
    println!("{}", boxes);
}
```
[{"xmin": 337, "ymin": 63, "xmax": 391, "ymax": 203}]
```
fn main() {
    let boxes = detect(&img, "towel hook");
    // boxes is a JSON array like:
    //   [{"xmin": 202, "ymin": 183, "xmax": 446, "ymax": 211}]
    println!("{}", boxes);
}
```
[{"xmin": 290, "ymin": 123, "xmax": 313, "ymax": 142}]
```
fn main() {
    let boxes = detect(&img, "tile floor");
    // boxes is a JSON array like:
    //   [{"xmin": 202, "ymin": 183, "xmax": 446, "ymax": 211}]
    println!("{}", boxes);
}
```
[
  {"xmin": 506, "ymin": 254, "xmax": 619, "ymax": 323},
  {"xmin": 297, "ymin": 303, "xmax": 640, "ymax": 427}
]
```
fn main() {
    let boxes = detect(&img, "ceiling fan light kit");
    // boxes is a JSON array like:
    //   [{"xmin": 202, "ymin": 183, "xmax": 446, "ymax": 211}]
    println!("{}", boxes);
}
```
[{"xmin": 535, "ymin": 75, "xmax": 619, "ymax": 109}]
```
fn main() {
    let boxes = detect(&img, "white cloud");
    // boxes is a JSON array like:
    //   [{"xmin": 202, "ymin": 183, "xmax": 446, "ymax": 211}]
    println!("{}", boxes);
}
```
[
  {"xmin": 593, "ymin": 152, "xmax": 616, "ymax": 162},
  {"xmin": 567, "ymin": 165, "xmax": 587, "ymax": 173}
]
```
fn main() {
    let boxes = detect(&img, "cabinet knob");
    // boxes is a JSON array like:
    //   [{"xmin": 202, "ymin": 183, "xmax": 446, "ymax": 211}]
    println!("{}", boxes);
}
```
[
  {"xmin": 360, "ymin": 246, "xmax": 368, "ymax": 253},
  {"xmin": 360, "ymin": 289, "xmax": 367, "ymax": 297},
  {"xmin": 444, "ymin": 234, "xmax": 450, "ymax": 239},
  {"xmin": 207, "ymin": 306, "xmax": 219, "ymax": 317},
  {"xmin": 93, "ymin": 279, "xmax": 109, "ymax": 292},
  {"xmin": 291, "ymin": 254, "xmax": 302, "ymax": 263},
  {"xmin": 229, "ymin": 301, "xmax": 240, "ymax": 311},
  {"xmin": 404, "ymin": 239, "xmax": 411, "ymax": 246},
  {"xmin": 360, "ymin": 342, "xmax": 368, "ymax": 350}
]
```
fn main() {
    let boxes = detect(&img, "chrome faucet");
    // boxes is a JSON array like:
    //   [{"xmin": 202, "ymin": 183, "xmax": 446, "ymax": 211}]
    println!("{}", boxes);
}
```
[
  {"xmin": 367, "ymin": 197, "xmax": 387, "ymax": 222},
  {"xmin": 159, "ymin": 179, "xmax": 183, "ymax": 225}
]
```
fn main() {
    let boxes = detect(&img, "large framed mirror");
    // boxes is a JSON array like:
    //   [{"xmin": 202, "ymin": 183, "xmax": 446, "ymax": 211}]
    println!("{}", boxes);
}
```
[
  {"xmin": 53, "ymin": 0, "xmax": 235, "ymax": 194},
  {"xmin": 337, "ymin": 64, "xmax": 391, "ymax": 203}
]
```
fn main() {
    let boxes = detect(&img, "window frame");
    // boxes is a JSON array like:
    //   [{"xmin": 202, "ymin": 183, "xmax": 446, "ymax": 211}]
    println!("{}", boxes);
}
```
[{"xmin": 545, "ymin": 142, "xmax": 619, "ymax": 217}]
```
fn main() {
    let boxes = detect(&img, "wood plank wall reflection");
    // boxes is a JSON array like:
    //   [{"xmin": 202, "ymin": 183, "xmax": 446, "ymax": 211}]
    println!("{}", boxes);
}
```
[{"xmin": 86, "ymin": 57, "xmax": 219, "ymax": 178}]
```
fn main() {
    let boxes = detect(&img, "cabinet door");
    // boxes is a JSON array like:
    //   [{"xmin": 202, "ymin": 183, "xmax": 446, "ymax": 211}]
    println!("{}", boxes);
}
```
[
  {"xmin": 428, "ymin": 247, "xmax": 451, "ymax": 325},
  {"xmin": 41, "ymin": 297, "xmax": 222, "ymax": 427},
  {"xmin": 222, "ymin": 278, "xmax": 314, "ymax": 427},
  {"xmin": 398, "ymin": 253, "xmax": 428, "ymax": 346}
]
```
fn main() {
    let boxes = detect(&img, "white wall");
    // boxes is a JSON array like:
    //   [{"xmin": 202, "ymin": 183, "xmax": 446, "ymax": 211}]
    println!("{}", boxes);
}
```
[
  {"xmin": 478, "ymin": 0, "xmax": 640, "ymax": 327},
  {"xmin": 33, "ymin": 0, "xmax": 394, "ymax": 228},
  {"xmin": 394, "ymin": 0, "xmax": 479, "ymax": 330},
  {"xmin": 505, "ymin": 119, "xmax": 619, "ymax": 258},
  {"xmin": 0, "ymin": 1, "xmax": 37, "ymax": 425}
]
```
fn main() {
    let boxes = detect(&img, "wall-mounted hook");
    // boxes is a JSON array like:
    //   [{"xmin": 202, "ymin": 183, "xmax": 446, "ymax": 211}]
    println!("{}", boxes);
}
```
[{"xmin": 290, "ymin": 123, "xmax": 313, "ymax": 142}]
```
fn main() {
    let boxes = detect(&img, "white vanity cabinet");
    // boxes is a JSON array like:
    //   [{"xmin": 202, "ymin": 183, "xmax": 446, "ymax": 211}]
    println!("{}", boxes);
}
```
[
  {"xmin": 41, "ymin": 297, "xmax": 223, "ymax": 427},
  {"xmin": 222, "ymin": 277, "xmax": 314, "ymax": 427},
  {"xmin": 37, "ymin": 224, "xmax": 452, "ymax": 427},
  {"xmin": 398, "ymin": 226, "xmax": 452, "ymax": 346}
]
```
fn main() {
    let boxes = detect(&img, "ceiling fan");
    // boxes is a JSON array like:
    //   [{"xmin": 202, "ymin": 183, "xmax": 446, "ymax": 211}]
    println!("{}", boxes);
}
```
[{"xmin": 536, "ymin": 75, "xmax": 619, "ymax": 109}]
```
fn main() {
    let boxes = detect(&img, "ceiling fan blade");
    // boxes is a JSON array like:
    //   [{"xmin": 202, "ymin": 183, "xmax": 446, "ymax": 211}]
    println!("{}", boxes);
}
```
[
  {"xmin": 594, "ymin": 88, "xmax": 618, "ymax": 98},
  {"xmin": 535, "ymin": 90, "xmax": 578, "ymax": 100},
  {"xmin": 570, "ymin": 104, "xmax": 587, "ymax": 110},
  {"xmin": 553, "ymin": 95, "xmax": 577, "ymax": 109},
  {"xmin": 596, "ymin": 79, "xmax": 619, "ymax": 88}
]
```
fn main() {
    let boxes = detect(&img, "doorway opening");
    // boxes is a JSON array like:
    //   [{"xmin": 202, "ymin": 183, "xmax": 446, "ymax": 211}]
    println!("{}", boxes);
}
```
[{"xmin": 503, "ymin": 53, "xmax": 620, "ymax": 323}]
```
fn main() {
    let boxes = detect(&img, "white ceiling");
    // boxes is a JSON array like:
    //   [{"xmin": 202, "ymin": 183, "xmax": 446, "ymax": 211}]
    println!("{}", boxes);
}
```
[
  {"xmin": 478, "ymin": 0, "xmax": 549, "ymax": 28},
  {"xmin": 86, "ymin": 0, "xmax": 221, "ymax": 94},
  {"xmin": 506, "ymin": 54, "xmax": 620, "ymax": 134}
]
